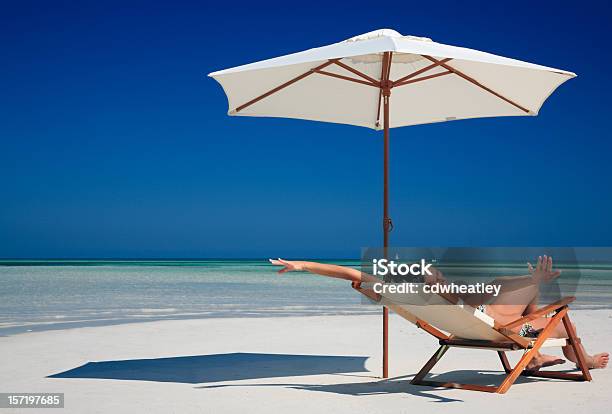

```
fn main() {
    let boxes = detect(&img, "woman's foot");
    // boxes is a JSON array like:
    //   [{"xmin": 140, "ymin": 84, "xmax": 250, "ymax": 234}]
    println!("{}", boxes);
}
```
[
  {"xmin": 585, "ymin": 353, "xmax": 609, "ymax": 369},
  {"xmin": 526, "ymin": 353, "xmax": 566, "ymax": 371}
]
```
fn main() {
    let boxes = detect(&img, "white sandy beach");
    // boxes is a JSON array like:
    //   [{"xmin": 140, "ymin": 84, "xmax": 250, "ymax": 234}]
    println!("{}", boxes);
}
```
[{"xmin": 1, "ymin": 310, "xmax": 611, "ymax": 413}]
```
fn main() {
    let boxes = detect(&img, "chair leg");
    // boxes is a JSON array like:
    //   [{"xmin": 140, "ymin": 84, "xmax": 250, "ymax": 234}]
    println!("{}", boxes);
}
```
[
  {"xmin": 522, "ymin": 370, "xmax": 587, "ymax": 380},
  {"xmin": 411, "ymin": 345, "xmax": 449, "ymax": 384},
  {"xmin": 411, "ymin": 345, "xmax": 499, "ymax": 392},
  {"xmin": 497, "ymin": 307, "xmax": 567, "ymax": 394},
  {"xmin": 562, "ymin": 313, "xmax": 592, "ymax": 381},
  {"xmin": 498, "ymin": 351, "xmax": 511, "ymax": 373}
]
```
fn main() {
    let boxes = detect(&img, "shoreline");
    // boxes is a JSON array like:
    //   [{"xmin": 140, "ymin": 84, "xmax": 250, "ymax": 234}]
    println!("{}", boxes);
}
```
[
  {"xmin": 0, "ymin": 309, "xmax": 381, "ymax": 337},
  {"xmin": 3, "ymin": 305, "xmax": 612, "ymax": 337},
  {"xmin": 3, "ymin": 304, "xmax": 612, "ymax": 337}
]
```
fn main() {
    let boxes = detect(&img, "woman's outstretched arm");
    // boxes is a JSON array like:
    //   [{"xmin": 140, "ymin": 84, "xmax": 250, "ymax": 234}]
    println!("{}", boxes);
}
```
[{"xmin": 269, "ymin": 259, "xmax": 380, "ymax": 284}]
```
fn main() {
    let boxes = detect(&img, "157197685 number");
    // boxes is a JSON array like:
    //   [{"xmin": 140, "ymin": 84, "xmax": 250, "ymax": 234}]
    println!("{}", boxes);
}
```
[{"xmin": 0, "ymin": 393, "xmax": 64, "ymax": 408}]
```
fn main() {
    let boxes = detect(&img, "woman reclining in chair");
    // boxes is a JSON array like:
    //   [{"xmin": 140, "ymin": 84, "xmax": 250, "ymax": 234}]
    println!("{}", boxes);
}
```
[{"xmin": 270, "ymin": 255, "xmax": 608, "ymax": 371}]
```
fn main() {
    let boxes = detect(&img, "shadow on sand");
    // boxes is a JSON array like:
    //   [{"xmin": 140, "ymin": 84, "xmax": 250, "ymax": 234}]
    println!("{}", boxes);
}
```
[
  {"xmin": 48, "ymin": 352, "xmax": 368, "ymax": 384},
  {"xmin": 49, "ymin": 353, "xmax": 567, "ymax": 403},
  {"xmin": 199, "ymin": 369, "xmax": 567, "ymax": 403}
]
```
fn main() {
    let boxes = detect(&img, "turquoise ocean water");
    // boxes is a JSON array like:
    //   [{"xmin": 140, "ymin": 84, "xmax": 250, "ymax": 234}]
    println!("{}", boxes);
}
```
[
  {"xmin": 1, "ymin": 259, "xmax": 611, "ymax": 336},
  {"xmin": 0, "ymin": 260, "xmax": 372, "ymax": 336}
]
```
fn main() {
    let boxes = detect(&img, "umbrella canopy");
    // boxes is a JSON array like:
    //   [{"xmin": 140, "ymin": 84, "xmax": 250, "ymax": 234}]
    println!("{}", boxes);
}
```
[{"xmin": 209, "ymin": 28, "xmax": 575, "ymax": 129}]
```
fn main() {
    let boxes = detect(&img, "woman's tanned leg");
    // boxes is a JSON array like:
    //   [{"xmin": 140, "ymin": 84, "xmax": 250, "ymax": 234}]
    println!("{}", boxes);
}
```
[{"xmin": 528, "ymin": 316, "xmax": 609, "ymax": 369}]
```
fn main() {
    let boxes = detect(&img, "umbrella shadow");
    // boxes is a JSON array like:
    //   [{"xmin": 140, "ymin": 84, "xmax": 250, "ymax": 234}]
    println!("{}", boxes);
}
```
[{"xmin": 47, "ymin": 352, "xmax": 368, "ymax": 384}]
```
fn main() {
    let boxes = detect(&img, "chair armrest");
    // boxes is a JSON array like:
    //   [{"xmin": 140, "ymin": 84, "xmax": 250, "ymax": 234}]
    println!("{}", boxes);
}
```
[{"xmin": 501, "ymin": 296, "xmax": 575, "ymax": 330}]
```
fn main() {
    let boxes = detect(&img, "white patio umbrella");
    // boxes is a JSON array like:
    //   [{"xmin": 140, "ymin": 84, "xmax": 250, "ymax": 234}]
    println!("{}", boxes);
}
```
[{"xmin": 208, "ymin": 28, "xmax": 575, "ymax": 378}]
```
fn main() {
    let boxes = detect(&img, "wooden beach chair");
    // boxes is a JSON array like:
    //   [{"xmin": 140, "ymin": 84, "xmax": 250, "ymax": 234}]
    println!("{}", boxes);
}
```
[{"xmin": 352, "ymin": 282, "xmax": 592, "ymax": 394}]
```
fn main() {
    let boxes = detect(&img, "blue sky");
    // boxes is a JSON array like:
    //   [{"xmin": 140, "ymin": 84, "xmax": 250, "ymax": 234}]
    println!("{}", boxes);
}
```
[{"xmin": 1, "ymin": 0, "xmax": 611, "ymax": 258}]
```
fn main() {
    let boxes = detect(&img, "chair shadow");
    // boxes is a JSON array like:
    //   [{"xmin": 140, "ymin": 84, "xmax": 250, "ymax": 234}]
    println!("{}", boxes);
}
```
[
  {"xmin": 423, "ymin": 369, "xmax": 549, "ymax": 386},
  {"xmin": 47, "ymin": 352, "xmax": 368, "ymax": 384},
  {"xmin": 199, "ymin": 374, "xmax": 465, "ymax": 403},
  {"xmin": 199, "ymin": 368, "xmax": 568, "ymax": 403}
]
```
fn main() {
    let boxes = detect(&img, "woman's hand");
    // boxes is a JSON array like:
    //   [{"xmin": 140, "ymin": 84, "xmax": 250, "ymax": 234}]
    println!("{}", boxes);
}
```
[
  {"xmin": 424, "ymin": 266, "xmax": 446, "ymax": 285},
  {"xmin": 528, "ymin": 255, "xmax": 561, "ymax": 283},
  {"xmin": 269, "ymin": 258, "xmax": 305, "ymax": 274}
]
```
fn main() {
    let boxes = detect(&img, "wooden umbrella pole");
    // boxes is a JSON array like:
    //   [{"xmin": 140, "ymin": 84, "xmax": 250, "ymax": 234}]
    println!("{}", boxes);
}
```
[
  {"xmin": 382, "ymin": 98, "xmax": 389, "ymax": 378},
  {"xmin": 381, "ymin": 51, "xmax": 392, "ymax": 379}
]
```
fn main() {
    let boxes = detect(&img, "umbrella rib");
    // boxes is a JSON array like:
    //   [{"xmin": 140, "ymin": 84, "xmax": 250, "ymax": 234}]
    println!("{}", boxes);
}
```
[
  {"xmin": 313, "ymin": 70, "xmax": 380, "ymax": 87},
  {"xmin": 393, "ymin": 70, "xmax": 453, "ymax": 87},
  {"xmin": 392, "ymin": 58, "xmax": 453, "ymax": 85},
  {"xmin": 331, "ymin": 60, "xmax": 381, "ymax": 85},
  {"xmin": 376, "ymin": 53, "xmax": 390, "ymax": 128},
  {"xmin": 375, "ymin": 88, "xmax": 383, "ymax": 128},
  {"xmin": 233, "ymin": 60, "xmax": 338, "ymax": 113},
  {"xmin": 386, "ymin": 52, "xmax": 393, "ymax": 81},
  {"xmin": 422, "ymin": 55, "xmax": 531, "ymax": 113}
]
